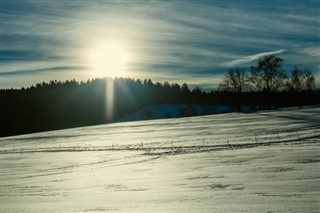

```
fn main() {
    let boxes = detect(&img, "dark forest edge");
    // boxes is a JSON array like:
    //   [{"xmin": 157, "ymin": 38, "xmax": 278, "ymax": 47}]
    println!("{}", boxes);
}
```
[{"xmin": 1, "ymin": 55, "xmax": 319, "ymax": 137}]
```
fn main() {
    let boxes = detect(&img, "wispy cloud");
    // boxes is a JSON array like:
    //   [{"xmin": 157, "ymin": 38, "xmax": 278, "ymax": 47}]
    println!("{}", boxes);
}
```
[
  {"xmin": 1, "ymin": 0, "xmax": 319, "ymax": 88},
  {"xmin": 225, "ymin": 50, "xmax": 286, "ymax": 67},
  {"xmin": 303, "ymin": 47, "xmax": 320, "ymax": 58},
  {"xmin": 1, "ymin": 66, "xmax": 89, "ymax": 76}
]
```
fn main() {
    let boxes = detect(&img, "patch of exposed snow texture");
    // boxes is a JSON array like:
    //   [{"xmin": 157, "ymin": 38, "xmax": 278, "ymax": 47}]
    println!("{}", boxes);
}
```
[{"xmin": 1, "ymin": 106, "xmax": 320, "ymax": 212}]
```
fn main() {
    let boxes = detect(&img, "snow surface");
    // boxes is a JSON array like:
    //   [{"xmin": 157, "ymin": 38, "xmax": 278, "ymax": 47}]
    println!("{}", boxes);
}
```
[{"xmin": 1, "ymin": 106, "xmax": 320, "ymax": 212}]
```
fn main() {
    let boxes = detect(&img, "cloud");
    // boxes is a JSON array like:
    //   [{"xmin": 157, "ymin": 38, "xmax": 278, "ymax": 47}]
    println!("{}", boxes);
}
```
[
  {"xmin": 0, "ymin": 49, "xmax": 64, "ymax": 62},
  {"xmin": 224, "ymin": 50, "xmax": 286, "ymax": 67},
  {"xmin": 1, "ymin": 0, "xmax": 319, "ymax": 88},
  {"xmin": 1, "ymin": 66, "xmax": 89, "ymax": 76},
  {"xmin": 303, "ymin": 47, "xmax": 320, "ymax": 58}
]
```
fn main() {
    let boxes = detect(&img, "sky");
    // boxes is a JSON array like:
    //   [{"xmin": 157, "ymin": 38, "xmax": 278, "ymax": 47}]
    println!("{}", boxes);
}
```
[{"xmin": 1, "ymin": 0, "xmax": 320, "ymax": 89}]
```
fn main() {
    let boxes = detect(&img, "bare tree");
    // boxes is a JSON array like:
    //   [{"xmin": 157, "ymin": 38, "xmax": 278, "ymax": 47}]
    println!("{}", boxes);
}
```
[
  {"xmin": 250, "ymin": 55, "xmax": 287, "ymax": 92},
  {"xmin": 219, "ymin": 68, "xmax": 250, "ymax": 93},
  {"xmin": 304, "ymin": 69, "xmax": 316, "ymax": 91},
  {"xmin": 286, "ymin": 67, "xmax": 316, "ymax": 91},
  {"xmin": 286, "ymin": 66, "xmax": 304, "ymax": 91}
]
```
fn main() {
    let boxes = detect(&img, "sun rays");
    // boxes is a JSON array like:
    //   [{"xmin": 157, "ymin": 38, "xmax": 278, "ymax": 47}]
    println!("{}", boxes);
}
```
[{"xmin": 88, "ymin": 39, "xmax": 133, "ymax": 120}]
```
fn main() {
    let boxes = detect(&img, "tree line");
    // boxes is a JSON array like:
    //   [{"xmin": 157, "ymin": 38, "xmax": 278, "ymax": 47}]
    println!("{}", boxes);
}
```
[
  {"xmin": 0, "ymin": 78, "xmax": 206, "ymax": 137},
  {"xmin": 219, "ymin": 55, "xmax": 316, "ymax": 93},
  {"xmin": 0, "ymin": 55, "xmax": 319, "ymax": 137}
]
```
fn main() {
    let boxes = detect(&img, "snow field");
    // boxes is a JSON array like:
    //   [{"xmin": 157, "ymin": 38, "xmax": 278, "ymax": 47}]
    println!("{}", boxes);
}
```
[{"xmin": 1, "ymin": 106, "xmax": 319, "ymax": 212}]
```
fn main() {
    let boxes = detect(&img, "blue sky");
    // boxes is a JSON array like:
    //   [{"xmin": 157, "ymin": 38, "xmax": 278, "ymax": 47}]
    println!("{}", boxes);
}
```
[{"xmin": 1, "ymin": 0, "xmax": 319, "ymax": 89}]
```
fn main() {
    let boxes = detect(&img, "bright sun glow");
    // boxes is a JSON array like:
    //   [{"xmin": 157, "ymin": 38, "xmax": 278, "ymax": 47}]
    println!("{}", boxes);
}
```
[{"xmin": 89, "ymin": 40, "xmax": 131, "ymax": 78}]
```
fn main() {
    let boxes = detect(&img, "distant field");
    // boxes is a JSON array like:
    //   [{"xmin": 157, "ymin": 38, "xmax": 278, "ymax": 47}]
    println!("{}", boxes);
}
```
[{"xmin": 1, "ymin": 107, "xmax": 320, "ymax": 212}]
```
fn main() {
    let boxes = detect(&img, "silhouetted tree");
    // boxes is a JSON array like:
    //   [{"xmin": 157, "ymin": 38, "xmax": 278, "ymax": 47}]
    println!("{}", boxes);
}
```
[
  {"xmin": 250, "ymin": 55, "xmax": 287, "ymax": 92},
  {"xmin": 286, "ymin": 67, "xmax": 303, "ymax": 91},
  {"xmin": 181, "ymin": 83, "xmax": 191, "ymax": 103},
  {"xmin": 191, "ymin": 86, "xmax": 203, "ymax": 104},
  {"xmin": 286, "ymin": 67, "xmax": 316, "ymax": 92},
  {"xmin": 304, "ymin": 69, "xmax": 316, "ymax": 91},
  {"xmin": 219, "ymin": 68, "xmax": 250, "ymax": 93}
]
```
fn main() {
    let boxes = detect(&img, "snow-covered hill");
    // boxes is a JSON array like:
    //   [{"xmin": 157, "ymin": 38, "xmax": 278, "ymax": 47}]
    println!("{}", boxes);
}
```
[{"xmin": 1, "ymin": 106, "xmax": 320, "ymax": 212}]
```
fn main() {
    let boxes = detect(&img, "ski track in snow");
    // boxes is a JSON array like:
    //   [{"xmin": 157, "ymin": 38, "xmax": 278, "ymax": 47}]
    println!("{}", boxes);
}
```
[{"xmin": 1, "ymin": 106, "xmax": 320, "ymax": 212}]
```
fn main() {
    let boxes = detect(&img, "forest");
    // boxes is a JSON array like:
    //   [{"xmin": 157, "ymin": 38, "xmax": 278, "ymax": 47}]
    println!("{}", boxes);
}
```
[{"xmin": 1, "ymin": 55, "xmax": 319, "ymax": 137}]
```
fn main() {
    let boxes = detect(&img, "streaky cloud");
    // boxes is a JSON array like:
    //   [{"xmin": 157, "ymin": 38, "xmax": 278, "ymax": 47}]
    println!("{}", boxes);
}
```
[
  {"xmin": 225, "ymin": 50, "xmax": 286, "ymax": 67},
  {"xmin": 303, "ymin": 46, "xmax": 320, "ymax": 58},
  {"xmin": 1, "ymin": 0, "xmax": 319, "ymax": 88},
  {"xmin": 1, "ymin": 66, "xmax": 89, "ymax": 76}
]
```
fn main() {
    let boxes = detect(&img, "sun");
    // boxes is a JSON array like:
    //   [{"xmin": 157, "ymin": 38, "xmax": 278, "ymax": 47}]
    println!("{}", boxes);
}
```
[{"xmin": 89, "ymin": 40, "xmax": 131, "ymax": 78}]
